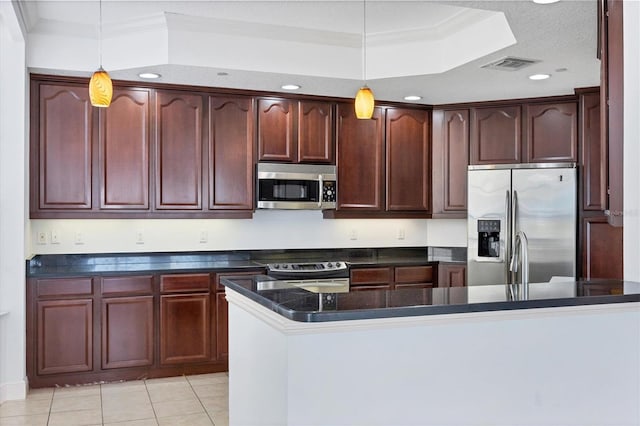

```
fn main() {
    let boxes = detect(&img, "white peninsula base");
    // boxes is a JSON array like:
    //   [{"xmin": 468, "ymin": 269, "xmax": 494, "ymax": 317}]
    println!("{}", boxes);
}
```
[{"xmin": 226, "ymin": 289, "xmax": 640, "ymax": 426}]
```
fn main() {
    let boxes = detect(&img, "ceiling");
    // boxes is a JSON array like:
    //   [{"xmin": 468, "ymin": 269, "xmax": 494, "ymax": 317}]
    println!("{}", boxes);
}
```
[{"xmin": 18, "ymin": 0, "xmax": 600, "ymax": 105}]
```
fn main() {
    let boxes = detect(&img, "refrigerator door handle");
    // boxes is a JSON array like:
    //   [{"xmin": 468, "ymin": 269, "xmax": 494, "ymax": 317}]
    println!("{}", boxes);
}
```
[
  {"xmin": 505, "ymin": 190, "xmax": 512, "ymax": 285},
  {"xmin": 511, "ymin": 190, "xmax": 519, "ymax": 284}
]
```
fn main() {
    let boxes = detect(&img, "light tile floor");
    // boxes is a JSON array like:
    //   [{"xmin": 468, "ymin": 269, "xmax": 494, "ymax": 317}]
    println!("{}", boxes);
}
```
[{"xmin": 0, "ymin": 373, "xmax": 229, "ymax": 426}]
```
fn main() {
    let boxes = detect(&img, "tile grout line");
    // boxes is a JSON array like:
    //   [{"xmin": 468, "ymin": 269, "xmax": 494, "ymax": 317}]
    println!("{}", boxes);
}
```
[
  {"xmin": 186, "ymin": 375, "xmax": 217, "ymax": 426},
  {"xmin": 144, "ymin": 378, "xmax": 161, "ymax": 426},
  {"xmin": 46, "ymin": 388, "xmax": 55, "ymax": 426},
  {"xmin": 99, "ymin": 384, "xmax": 104, "ymax": 426}
]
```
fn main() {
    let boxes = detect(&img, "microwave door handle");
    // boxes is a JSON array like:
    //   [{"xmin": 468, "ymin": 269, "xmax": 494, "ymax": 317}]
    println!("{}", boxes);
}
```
[{"xmin": 318, "ymin": 175, "xmax": 323, "ymax": 208}]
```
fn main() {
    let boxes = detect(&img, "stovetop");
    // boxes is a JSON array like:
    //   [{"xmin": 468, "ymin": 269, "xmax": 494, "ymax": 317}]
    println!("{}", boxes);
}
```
[{"xmin": 265, "ymin": 261, "xmax": 349, "ymax": 280}]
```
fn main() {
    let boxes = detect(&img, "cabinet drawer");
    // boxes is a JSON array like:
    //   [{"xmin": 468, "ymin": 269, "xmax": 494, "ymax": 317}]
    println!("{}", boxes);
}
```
[
  {"xmin": 394, "ymin": 282, "xmax": 434, "ymax": 289},
  {"xmin": 160, "ymin": 274, "xmax": 210, "ymax": 293},
  {"xmin": 215, "ymin": 269, "xmax": 265, "ymax": 292},
  {"xmin": 36, "ymin": 278, "xmax": 93, "ymax": 298},
  {"xmin": 394, "ymin": 266, "xmax": 433, "ymax": 284},
  {"xmin": 350, "ymin": 267, "xmax": 392, "ymax": 285},
  {"xmin": 102, "ymin": 275, "xmax": 153, "ymax": 296}
]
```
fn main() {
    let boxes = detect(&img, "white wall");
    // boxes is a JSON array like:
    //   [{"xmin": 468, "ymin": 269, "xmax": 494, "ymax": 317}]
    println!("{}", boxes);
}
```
[
  {"xmin": 0, "ymin": 2, "xmax": 28, "ymax": 403},
  {"xmin": 28, "ymin": 216, "xmax": 467, "ymax": 255}
]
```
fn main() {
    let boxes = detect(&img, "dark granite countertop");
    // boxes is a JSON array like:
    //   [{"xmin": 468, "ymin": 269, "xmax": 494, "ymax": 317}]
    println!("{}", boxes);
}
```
[
  {"xmin": 221, "ymin": 275, "xmax": 640, "ymax": 322},
  {"xmin": 27, "ymin": 247, "xmax": 465, "ymax": 277}
]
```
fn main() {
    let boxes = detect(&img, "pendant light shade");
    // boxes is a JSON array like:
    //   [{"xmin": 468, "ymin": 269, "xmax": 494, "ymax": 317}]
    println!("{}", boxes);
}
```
[
  {"xmin": 90, "ymin": 0, "xmax": 112, "ymax": 107},
  {"xmin": 89, "ymin": 67, "xmax": 112, "ymax": 107},
  {"xmin": 355, "ymin": 86, "xmax": 375, "ymax": 119},
  {"xmin": 354, "ymin": 0, "xmax": 373, "ymax": 119}
]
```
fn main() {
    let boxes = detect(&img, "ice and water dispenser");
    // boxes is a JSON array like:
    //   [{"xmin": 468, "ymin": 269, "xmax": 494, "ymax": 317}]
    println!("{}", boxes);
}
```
[{"xmin": 477, "ymin": 219, "xmax": 501, "ymax": 258}]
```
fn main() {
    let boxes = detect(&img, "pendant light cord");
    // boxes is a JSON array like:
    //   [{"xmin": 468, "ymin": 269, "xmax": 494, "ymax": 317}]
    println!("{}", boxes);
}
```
[
  {"xmin": 362, "ymin": 0, "xmax": 367, "ymax": 84},
  {"xmin": 99, "ymin": 0, "xmax": 103, "ymax": 68}
]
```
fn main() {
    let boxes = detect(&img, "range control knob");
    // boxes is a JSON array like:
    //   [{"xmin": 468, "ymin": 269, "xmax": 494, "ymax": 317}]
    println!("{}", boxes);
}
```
[
  {"xmin": 335, "ymin": 262, "xmax": 342, "ymax": 268},
  {"xmin": 327, "ymin": 262, "xmax": 333, "ymax": 268}
]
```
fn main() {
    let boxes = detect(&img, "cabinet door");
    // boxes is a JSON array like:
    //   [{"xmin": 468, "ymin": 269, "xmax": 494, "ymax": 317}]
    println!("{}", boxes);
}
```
[
  {"xmin": 208, "ymin": 96, "xmax": 254, "ymax": 210},
  {"xmin": 581, "ymin": 216, "xmax": 623, "ymax": 279},
  {"xmin": 100, "ymin": 88, "xmax": 150, "ymax": 209},
  {"xmin": 386, "ymin": 108, "xmax": 430, "ymax": 211},
  {"xmin": 36, "ymin": 83, "xmax": 93, "ymax": 210},
  {"xmin": 155, "ymin": 91, "xmax": 203, "ymax": 210},
  {"xmin": 336, "ymin": 104, "xmax": 385, "ymax": 210},
  {"xmin": 437, "ymin": 264, "xmax": 466, "ymax": 288},
  {"xmin": 298, "ymin": 101, "xmax": 334, "ymax": 163},
  {"xmin": 257, "ymin": 98, "xmax": 296, "ymax": 162},
  {"xmin": 525, "ymin": 102, "xmax": 578, "ymax": 163},
  {"xmin": 600, "ymin": 0, "xmax": 624, "ymax": 226},
  {"xmin": 579, "ymin": 91, "xmax": 606, "ymax": 211},
  {"xmin": 470, "ymin": 106, "xmax": 521, "ymax": 165},
  {"xmin": 432, "ymin": 109, "xmax": 468, "ymax": 216},
  {"xmin": 215, "ymin": 292, "xmax": 228, "ymax": 361},
  {"xmin": 160, "ymin": 293, "xmax": 211, "ymax": 364},
  {"xmin": 37, "ymin": 299, "xmax": 93, "ymax": 375},
  {"xmin": 102, "ymin": 296, "xmax": 153, "ymax": 369}
]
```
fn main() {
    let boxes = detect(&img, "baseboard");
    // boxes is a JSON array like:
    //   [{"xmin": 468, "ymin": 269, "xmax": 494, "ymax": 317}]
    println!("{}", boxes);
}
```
[{"xmin": 0, "ymin": 378, "xmax": 28, "ymax": 403}]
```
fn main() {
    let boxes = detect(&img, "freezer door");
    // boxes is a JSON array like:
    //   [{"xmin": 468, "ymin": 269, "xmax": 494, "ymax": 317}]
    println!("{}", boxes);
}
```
[
  {"xmin": 511, "ymin": 168, "xmax": 576, "ymax": 283},
  {"xmin": 467, "ymin": 169, "xmax": 511, "ymax": 285}
]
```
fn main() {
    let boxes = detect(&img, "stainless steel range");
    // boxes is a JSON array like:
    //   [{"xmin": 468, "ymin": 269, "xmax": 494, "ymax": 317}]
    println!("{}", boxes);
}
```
[{"xmin": 260, "ymin": 261, "xmax": 350, "ymax": 295}]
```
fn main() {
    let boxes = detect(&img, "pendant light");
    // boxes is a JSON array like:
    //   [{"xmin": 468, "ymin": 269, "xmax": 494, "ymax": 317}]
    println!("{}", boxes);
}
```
[
  {"xmin": 355, "ymin": 0, "xmax": 374, "ymax": 119},
  {"xmin": 89, "ymin": 0, "xmax": 112, "ymax": 107}
]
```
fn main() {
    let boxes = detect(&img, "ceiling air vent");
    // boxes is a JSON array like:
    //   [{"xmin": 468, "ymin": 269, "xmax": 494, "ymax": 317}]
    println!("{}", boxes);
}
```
[{"xmin": 481, "ymin": 56, "xmax": 540, "ymax": 71}]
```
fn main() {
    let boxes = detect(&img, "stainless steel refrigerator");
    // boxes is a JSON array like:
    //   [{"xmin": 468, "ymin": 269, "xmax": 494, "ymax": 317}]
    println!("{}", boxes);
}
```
[{"xmin": 467, "ymin": 163, "xmax": 577, "ymax": 286}]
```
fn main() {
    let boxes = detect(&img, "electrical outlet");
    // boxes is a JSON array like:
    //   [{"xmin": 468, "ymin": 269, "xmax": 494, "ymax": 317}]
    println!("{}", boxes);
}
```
[
  {"xmin": 74, "ymin": 232, "xmax": 84, "ymax": 244},
  {"xmin": 349, "ymin": 229, "xmax": 358, "ymax": 240},
  {"xmin": 397, "ymin": 228, "xmax": 405, "ymax": 240},
  {"xmin": 136, "ymin": 230, "xmax": 144, "ymax": 244},
  {"xmin": 199, "ymin": 229, "xmax": 208, "ymax": 243},
  {"xmin": 51, "ymin": 230, "xmax": 60, "ymax": 244},
  {"xmin": 37, "ymin": 232, "xmax": 47, "ymax": 245}
]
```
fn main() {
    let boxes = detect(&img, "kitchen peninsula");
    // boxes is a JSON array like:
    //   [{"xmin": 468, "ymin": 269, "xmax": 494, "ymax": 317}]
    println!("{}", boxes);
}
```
[{"xmin": 222, "ymin": 277, "xmax": 640, "ymax": 426}]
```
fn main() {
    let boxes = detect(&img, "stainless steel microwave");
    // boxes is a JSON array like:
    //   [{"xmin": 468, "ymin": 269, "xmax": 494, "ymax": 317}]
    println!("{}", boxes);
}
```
[{"xmin": 256, "ymin": 163, "xmax": 337, "ymax": 210}]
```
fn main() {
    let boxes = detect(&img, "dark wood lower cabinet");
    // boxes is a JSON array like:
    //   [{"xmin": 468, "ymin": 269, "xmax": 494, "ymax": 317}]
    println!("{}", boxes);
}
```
[
  {"xmin": 215, "ymin": 292, "xmax": 228, "ymax": 360},
  {"xmin": 37, "ymin": 299, "xmax": 93, "ymax": 375},
  {"xmin": 581, "ymin": 215, "xmax": 623, "ymax": 279},
  {"xmin": 28, "ymin": 269, "xmax": 265, "ymax": 388},
  {"xmin": 102, "ymin": 296, "xmax": 153, "ymax": 369},
  {"xmin": 160, "ymin": 293, "xmax": 211, "ymax": 365},
  {"xmin": 437, "ymin": 264, "xmax": 467, "ymax": 288},
  {"xmin": 350, "ymin": 265, "xmax": 435, "ymax": 291}
]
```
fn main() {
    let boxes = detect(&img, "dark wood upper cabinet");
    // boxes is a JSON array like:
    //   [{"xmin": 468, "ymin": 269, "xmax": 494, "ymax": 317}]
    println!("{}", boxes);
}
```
[
  {"xmin": 470, "ymin": 105, "xmax": 521, "ymax": 165},
  {"xmin": 208, "ymin": 96, "xmax": 254, "ymax": 210},
  {"xmin": 36, "ymin": 83, "xmax": 93, "ymax": 210},
  {"xmin": 257, "ymin": 98, "xmax": 296, "ymax": 162},
  {"xmin": 257, "ymin": 98, "xmax": 334, "ymax": 163},
  {"xmin": 579, "ymin": 90, "xmax": 605, "ymax": 211},
  {"xmin": 335, "ymin": 104, "xmax": 385, "ymax": 211},
  {"xmin": 99, "ymin": 88, "xmax": 150, "ymax": 210},
  {"xmin": 297, "ymin": 101, "xmax": 334, "ymax": 163},
  {"xmin": 600, "ymin": 0, "xmax": 624, "ymax": 227},
  {"xmin": 154, "ymin": 90, "xmax": 203, "ymax": 210},
  {"xmin": 524, "ymin": 102, "xmax": 578, "ymax": 163},
  {"xmin": 432, "ymin": 109, "xmax": 469, "ymax": 217},
  {"xmin": 386, "ymin": 108, "xmax": 430, "ymax": 211}
]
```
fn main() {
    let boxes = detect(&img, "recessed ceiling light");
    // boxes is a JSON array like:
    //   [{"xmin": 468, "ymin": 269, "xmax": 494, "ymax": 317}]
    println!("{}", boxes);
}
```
[
  {"xmin": 403, "ymin": 95, "xmax": 422, "ymax": 101},
  {"xmin": 533, "ymin": 0, "xmax": 560, "ymax": 4},
  {"xmin": 529, "ymin": 73, "xmax": 551, "ymax": 80},
  {"xmin": 281, "ymin": 84, "xmax": 301, "ymax": 90},
  {"xmin": 138, "ymin": 72, "xmax": 161, "ymax": 79}
]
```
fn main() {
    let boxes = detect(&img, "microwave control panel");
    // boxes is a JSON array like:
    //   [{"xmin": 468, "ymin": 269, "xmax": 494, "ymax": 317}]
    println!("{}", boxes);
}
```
[{"xmin": 322, "ymin": 181, "xmax": 336, "ymax": 202}]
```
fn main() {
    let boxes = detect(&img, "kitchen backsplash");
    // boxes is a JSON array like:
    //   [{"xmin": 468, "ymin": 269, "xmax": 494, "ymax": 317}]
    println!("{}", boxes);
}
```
[{"xmin": 28, "ymin": 212, "xmax": 467, "ymax": 255}]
